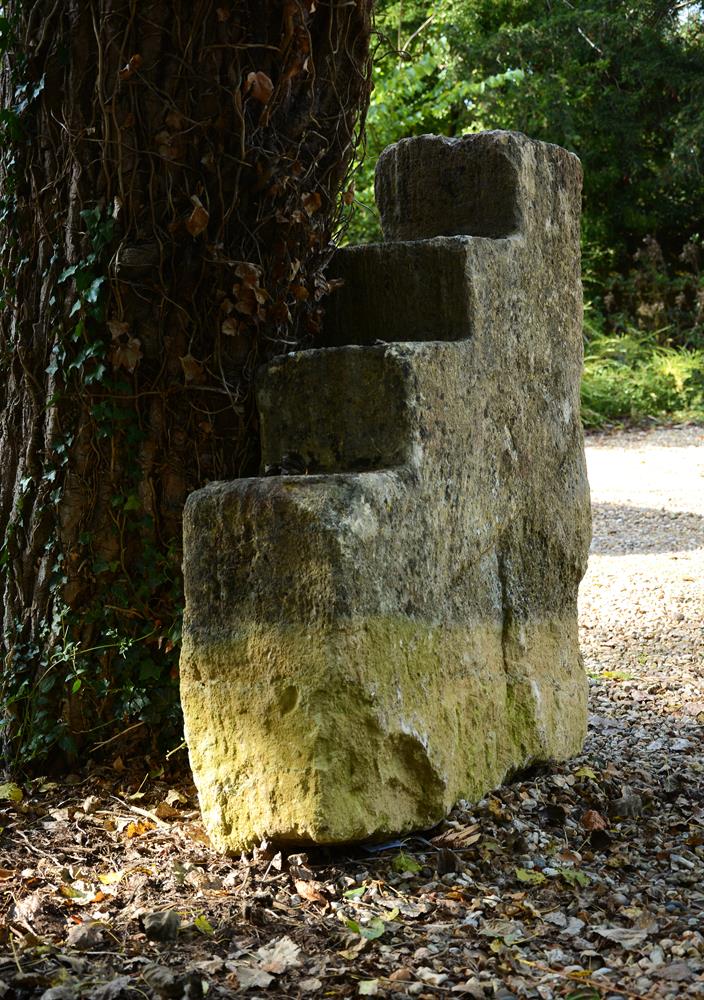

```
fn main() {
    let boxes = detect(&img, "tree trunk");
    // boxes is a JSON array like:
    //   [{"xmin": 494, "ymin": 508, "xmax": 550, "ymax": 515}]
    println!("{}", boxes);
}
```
[{"xmin": 0, "ymin": 0, "xmax": 372, "ymax": 768}]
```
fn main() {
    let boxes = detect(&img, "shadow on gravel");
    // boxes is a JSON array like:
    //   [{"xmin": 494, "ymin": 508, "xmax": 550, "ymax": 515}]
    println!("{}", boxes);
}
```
[{"xmin": 590, "ymin": 502, "xmax": 704, "ymax": 555}]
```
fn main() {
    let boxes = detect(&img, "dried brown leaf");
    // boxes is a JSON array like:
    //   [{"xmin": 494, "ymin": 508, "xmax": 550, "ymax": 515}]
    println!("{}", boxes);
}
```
[
  {"xmin": 581, "ymin": 809, "xmax": 609, "ymax": 831},
  {"xmin": 389, "ymin": 968, "xmax": 412, "ymax": 982},
  {"xmin": 180, "ymin": 354, "xmax": 206, "ymax": 384},
  {"xmin": 302, "ymin": 191, "xmax": 322, "ymax": 216},
  {"xmin": 164, "ymin": 110, "xmax": 183, "ymax": 130},
  {"xmin": 432, "ymin": 822, "xmax": 481, "ymax": 849},
  {"xmin": 299, "ymin": 978, "xmax": 323, "ymax": 994},
  {"xmin": 107, "ymin": 320, "xmax": 130, "ymax": 340},
  {"xmin": 119, "ymin": 54, "xmax": 142, "ymax": 80},
  {"xmin": 233, "ymin": 967, "xmax": 274, "ymax": 990},
  {"xmin": 294, "ymin": 878, "xmax": 328, "ymax": 908},
  {"xmin": 234, "ymin": 262, "xmax": 262, "ymax": 287},
  {"xmin": 234, "ymin": 286, "xmax": 258, "ymax": 316},
  {"xmin": 244, "ymin": 71, "xmax": 274, "ymax": 105},
  {"xmin": 98, "ymin": 870, "xmax": 124, "ymax": 886},
  {"xmin": 417, "ymin": 968, "xmax": 448, "ymax": 987},
  {"xmin": 660, "ymin": 961, "xmax": 694, "ymax": 982},
  {"xmin": 154, "ymin": 801, "xmax": 181, "ymax": 820},
  {"xmin": 593, "ymin": 924, "xmax": 650, "ymax": 949},
  {"xmin": 124, "ymin": 819, "xmax": 155, "ymax": 838},
  {"xmin": 110, "ymin": 336, "xmax": 142, "ymax": 373},
  {"xmin": 66, "ymin": 919, "xmax": 104, "ymax": 950},
  {"xmin": 256, "ymin": 935, "xmax": 302, "ymax": 974},
  {"xmin": 186, "ymin": 198, "xmax": 209, "ymax": 237},
  {"xmin": 221, "ymin": 318, "xmax": 238, "ymax": 339}
]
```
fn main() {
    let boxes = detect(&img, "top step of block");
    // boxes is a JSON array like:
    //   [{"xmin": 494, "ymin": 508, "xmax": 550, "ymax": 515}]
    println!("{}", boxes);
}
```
[{"xmin": 374, "ymin": 130, "xmax": 580, "ymax": 243}]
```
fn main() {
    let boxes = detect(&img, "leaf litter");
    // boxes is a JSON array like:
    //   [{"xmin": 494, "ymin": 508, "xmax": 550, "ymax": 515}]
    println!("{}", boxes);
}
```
[{"xmin": 0, "ymin": 426, "xmax": 703, "ymax": 998}]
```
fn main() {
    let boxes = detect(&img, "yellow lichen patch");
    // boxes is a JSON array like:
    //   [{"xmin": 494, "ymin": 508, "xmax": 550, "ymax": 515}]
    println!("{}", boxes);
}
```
[{"xmin": 181, "ymin": 615, "xmax": 586, "ymax": 852}]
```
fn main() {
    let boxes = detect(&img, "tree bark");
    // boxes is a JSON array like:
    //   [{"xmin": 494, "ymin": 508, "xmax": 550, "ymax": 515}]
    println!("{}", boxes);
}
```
[{"xmin": 0, "ymin": 0, "xmax": 372, "ymax": 768}]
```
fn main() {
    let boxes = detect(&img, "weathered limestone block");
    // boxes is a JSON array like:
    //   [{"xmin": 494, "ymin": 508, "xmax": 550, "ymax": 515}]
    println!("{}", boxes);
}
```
[{"xmin": 180, "ymin": 131, "xmax": 591, "ymax": 852}]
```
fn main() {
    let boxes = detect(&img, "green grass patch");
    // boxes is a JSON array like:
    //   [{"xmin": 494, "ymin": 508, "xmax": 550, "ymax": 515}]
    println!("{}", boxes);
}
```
[{"xmin": 581, "ymin": 330, "xmax": 704, "ymax": 428}]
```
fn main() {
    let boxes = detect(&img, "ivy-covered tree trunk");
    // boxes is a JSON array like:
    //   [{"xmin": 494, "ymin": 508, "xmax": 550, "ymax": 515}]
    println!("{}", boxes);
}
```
[{"xmin": 0, "ymin": 1, "xmax": 372, "ymax": 769}]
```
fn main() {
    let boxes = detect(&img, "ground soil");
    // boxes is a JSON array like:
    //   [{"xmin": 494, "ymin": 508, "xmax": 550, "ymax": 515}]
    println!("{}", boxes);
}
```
[{"xmin": 1, "ymin": 425, "xmax": 702, "ymax": 1000}]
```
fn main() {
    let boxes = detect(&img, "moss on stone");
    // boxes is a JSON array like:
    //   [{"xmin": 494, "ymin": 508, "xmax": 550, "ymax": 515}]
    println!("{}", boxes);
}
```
[{"xmin": 181, "ymin": 615, "xmax": 586, "ymax": 851}]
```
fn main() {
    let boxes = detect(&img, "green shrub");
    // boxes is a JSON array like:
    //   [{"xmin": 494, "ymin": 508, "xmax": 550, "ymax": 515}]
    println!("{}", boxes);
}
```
[
  {"xmin": 581, "ymin": 329, "xmax": 704, "ymax": 427},
  {"xmin": 600, "ymin": 236, "xmax": 704, "ymax": 350}
]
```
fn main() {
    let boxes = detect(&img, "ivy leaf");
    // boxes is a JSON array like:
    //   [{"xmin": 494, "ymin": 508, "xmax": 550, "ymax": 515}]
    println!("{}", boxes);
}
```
[
  {"xmin": 0, "ymin": 782, "xmax": 23, "ymax": 803},
  {"xmin": 345, "ymin": 916, "xmax": 386, "ymax": 941},
  {"xmin": 60, "ymin": 883, "xmax": 88, "ymax": 899},
  {"xmin": 58, "ymin": 264, "xmax": 79, "ymax": 283},
  {"xmin": 84, "ymin": 276, "xmax": 105, "ymax": 304},
  {"xmin": 392, "ymin": 851, "xmax": 422, "ymax": 874},
  {"xmin": 80, "ymin": 205, "xmax": 103, "ymax": 229},
  {"xmin": 343, "ymin": 886, "xmax": 366, "ymax": 899},
  {"xmin": 194, "ymin": 914, "xmax": 214, "ymax": 935},
  {"xmin": 515, "ymin": 867, "xmax": 546, "ymax": 885},
  {"xmin": 557, "ymin": 867, "xmax": 590, "ymax": 888}
]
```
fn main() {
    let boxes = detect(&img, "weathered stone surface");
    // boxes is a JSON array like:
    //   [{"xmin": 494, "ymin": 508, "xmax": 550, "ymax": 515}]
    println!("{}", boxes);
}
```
[
  {"xmin": 375, "ymin": 130, "xmax": 524, "ymax": 241},
  {"xmin": 180, "ymin": 131, "xmax": 591, "ymax": 852}
]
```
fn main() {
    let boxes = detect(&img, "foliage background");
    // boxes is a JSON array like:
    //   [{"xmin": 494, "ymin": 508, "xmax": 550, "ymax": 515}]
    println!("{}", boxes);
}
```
[{"xmin": 344, "ymin": 0, "xmax": 704, "ymax": 425}]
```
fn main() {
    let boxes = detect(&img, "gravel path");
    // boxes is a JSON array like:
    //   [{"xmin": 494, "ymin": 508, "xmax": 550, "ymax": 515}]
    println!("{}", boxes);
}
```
[
  {"xmin": 568, "ymin": 424, "xmax": 704, "ymax": 996},
  {"xmin": 581, "ymin": 424, "xmax": 704, "ymax": 712}
]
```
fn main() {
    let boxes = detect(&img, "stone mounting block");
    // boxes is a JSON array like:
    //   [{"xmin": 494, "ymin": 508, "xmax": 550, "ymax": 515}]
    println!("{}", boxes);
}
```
[{"xmin": 180, "ymin": 131, "xmax": 591, "ymax": 852}]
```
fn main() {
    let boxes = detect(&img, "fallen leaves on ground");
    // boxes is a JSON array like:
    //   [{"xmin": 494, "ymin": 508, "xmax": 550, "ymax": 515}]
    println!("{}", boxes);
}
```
[
  {"xmin": 1, "ymin": 716, "xmax": 701, "ymax": 1000},
  {"xmin": 0, "ymin": 428, "xmax": 702, "ymax": 998}
]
